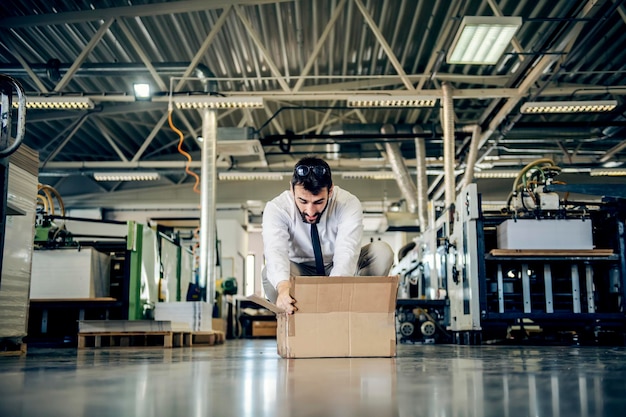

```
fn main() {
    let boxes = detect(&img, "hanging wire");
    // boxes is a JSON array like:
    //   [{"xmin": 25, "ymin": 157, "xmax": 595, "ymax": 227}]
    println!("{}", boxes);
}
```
[{"xmin": 167, "ymin": 110, "xmax": 201, "ymax": 194}]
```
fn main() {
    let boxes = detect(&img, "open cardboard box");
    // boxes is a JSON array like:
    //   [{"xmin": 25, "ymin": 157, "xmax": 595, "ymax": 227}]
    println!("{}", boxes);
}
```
[{"xmin": 248, "ymin": 275, "xmax": 399, "ymax": 358}]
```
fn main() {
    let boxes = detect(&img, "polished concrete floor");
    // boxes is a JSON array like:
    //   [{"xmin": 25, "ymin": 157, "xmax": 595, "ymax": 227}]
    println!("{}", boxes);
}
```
[{"xmin": 1, "ymin": 339, "xmax": 626, "ymax": 417}]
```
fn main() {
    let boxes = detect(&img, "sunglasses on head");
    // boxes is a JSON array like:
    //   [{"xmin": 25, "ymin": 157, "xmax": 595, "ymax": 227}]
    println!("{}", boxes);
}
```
[{"xmin": 295, "ymin": 165, "xmax": 328, "ymax": 178}]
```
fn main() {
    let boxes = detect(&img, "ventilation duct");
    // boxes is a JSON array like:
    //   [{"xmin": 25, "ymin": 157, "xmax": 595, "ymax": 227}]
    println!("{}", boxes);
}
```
[
  {"xmin": 382, "ymin": 124, "xmax": 418, "ymax": 214},
  {"xmin": 413, "ymin": 125, "xmax": 429, "ymax": 231},
  {"xmin": 441, "ymin": 82, "xmax": 456, "ymax": 209},
  {"xmin": 0, "ymin": 62, "xmax": 216, "ymax": 79},
  {"xmin": 462, "ymin": 124, "xmax": 481, "ymax": 187}
]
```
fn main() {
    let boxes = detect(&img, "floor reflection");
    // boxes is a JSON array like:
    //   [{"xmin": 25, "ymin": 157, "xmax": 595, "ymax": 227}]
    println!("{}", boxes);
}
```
[{"xmin": 0, "ymin": 341, "xmax": 625, "ymax": 417}]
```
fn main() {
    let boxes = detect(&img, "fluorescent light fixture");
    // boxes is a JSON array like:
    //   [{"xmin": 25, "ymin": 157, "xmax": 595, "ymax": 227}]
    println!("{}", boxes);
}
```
[
  {"xmin": 447, "ymin": 16, "xmax": 522, "ymax": 65},
  {"xmin": 218, "ymin": 172, "xmax": 285, "ymax": 181},
  {"xmin": 133, "ymin": 83, "xmax": 151, "ymax": 100},
  {"xmin": 341, "ymin": 171, "xmax": 397, "ymax": 180},
  {"xmin": 473, "ymin": 170, "xmax": 520, "ymax": 179},
  {"xmin": 14, "ymin": 96, "xmax": 95, "ymax": 110},
  {"xmin": 347, "ymin": 95, "xmax": 438, "ymax": 108},
  {"xmin": 173, "ymin": 95, "xmax": 264, "ymax": 109},
  {"xmin": 590, "ymin": 168, "xmax": 626, "ymax": 177},
  {"xmin": 94, "ymin": 171, "xmax": 160, "ymax": 181},
  {"xmin": 520, "ymin": 100, "xmax": 618, "ymax": 114}
]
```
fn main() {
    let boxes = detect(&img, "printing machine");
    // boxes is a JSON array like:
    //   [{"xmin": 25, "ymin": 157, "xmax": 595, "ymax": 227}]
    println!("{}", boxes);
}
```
[{"xmin": 393, "ymin": 159, "xmax": 626, "ymax": 345}]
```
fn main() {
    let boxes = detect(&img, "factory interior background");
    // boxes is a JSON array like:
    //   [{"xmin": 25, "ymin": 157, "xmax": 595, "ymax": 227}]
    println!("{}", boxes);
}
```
[{"xmin": 1, "ymin": 1, "xmax": 626, "ymax": 416}]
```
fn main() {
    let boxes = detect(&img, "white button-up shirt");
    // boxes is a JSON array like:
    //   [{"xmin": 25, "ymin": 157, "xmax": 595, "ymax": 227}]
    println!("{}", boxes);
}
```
[{"xmin": 262, "ymin": 185, "xmax": 364, "ymax": 289}]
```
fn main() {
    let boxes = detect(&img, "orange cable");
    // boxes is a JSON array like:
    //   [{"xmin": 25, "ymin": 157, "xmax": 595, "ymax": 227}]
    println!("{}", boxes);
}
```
[
  {"xmin": 168, "ymin": 110, "xmax": 201, "ymax": 194},
  {"xmin": 168, "ymin": 109, "xmax": 202, "ymax": 264}
]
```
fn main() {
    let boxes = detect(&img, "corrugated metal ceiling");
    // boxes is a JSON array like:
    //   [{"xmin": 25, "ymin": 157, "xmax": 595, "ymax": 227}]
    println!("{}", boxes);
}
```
[{"xmin": 0, "ymin": 0, "xmax": 625, "ymax": 209}]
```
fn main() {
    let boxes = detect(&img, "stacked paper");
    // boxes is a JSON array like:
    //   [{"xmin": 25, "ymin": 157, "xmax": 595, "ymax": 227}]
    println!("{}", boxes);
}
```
[{"xmin": 154, "ymin": 302, "xmax": 213, "ymax": 332}]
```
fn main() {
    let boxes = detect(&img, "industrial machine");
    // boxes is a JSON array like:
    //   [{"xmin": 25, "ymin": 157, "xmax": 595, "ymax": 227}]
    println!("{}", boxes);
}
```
[{"xmin": 394, "ymin": 159, "xmax": 626, "ymax": 345}]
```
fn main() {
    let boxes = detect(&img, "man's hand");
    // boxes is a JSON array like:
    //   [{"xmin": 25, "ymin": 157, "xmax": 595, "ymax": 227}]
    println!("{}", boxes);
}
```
[{"xmin": 276, "ymin": 281, "xmax": 297, "ymax": 315}]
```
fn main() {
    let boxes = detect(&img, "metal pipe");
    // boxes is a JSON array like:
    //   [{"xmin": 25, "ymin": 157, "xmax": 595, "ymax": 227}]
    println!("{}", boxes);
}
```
[
  {"xmin": 382, "ymin": 124, "xmax": 418, "ymax": 214},
  {"xmin": 200, "ymin": 109, "xmax": 218, "ymax": 306},
  {"xmin": 413, "ymin": 125, "xmax": 428, "ymax": 231},
  {"xmin": 462, "ymin": 124, "xmax": 481, "ymax": 187},
  {"xmin": 0, "ymin": 62, "xmax": 217, "ymax": 78},
  {"xmin": 441, "ymin": 81, "xmax": 456, "ymax": 208}
]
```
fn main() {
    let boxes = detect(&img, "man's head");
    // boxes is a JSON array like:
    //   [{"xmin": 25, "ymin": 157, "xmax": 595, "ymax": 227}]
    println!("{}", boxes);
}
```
[{"xmin": 291, "ymin": 156, "xmax": 333, "ymax": 224}]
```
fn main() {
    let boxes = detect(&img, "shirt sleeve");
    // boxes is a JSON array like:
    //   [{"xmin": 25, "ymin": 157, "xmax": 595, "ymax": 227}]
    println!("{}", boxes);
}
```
[
  {"xmin": 329, "ymin": 192, "xmax": 363, "ymax": 276},
  {"xmin": 261, "ymin": 199, "xmax": 292, "ymax": 289}
]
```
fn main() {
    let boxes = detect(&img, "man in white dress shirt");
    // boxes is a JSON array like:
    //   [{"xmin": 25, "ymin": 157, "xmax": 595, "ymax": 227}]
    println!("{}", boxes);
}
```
[{"xmin": 262, "ymin": 156, "xmax": 394, "ymax": 314}]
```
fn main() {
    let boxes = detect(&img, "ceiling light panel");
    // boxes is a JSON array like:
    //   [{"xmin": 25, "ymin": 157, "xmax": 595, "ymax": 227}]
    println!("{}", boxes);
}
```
[
  {"xmin": 347, "ymin": 95, "xmax": 438, "ymax": 108},
  {"xmin": 447, "ymin": 16, "xmax": 522, "ymax": 65},
  {"xmin": 473, "ymin": 170, "xmax": 520, "ymax": 179},
  {"xmin": 520, "ymin": 100, "xmax": 618, "ymax": 114},
  {"xmin": 341, "ymin": 171, "xmax": 397, "ymax": 180},
  {"xmin": 218, "ymin": 172, "xmax": 285, "ymax": 181},
  {"xmin": 14, "ymin": 96, "xmax": 95, "ymax": 110},
  {"xmin": 94, "ymin": 172, "xmax": 160, "ymax": 181},
  {"xmin": 173, "ymin": 96, "xmax": 264, "ymax": 109},
  {"xmin": 589, "ymin": 168, "xmax": 626, "ymax": 177}
]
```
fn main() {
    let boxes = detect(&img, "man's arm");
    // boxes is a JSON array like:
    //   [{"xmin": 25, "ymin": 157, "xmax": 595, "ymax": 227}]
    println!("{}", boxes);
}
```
[
  {"xmin": 262, "ymin": 199, "xmax": 297, "ymax": 313},
  {"xmin": 330, "ymin": 193, "xmax": 364, "ymax": 276}
]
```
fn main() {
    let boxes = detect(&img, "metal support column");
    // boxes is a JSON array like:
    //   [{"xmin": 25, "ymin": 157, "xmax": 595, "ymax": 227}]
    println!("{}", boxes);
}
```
[
  {"xmin": 199, "ymin": 109, "xmax": 217, "ymax": 306},
  {"xmin": 571, "ymin": 265, "xmax": 581, "ymax": 313},
  {"xmin": 497, "ymin": 264, "xmax": 504, "ymax": 313},
  {"xmin": 522, "ymin": 263, "xmax": 531, "ymax": 313},
  {"xmin": 544, "ymin": 264, "xmax": 554, "ymax": 313},
  {"xmin": 585, "ymin": 263, "xmax": 595, "ymax": 313}
]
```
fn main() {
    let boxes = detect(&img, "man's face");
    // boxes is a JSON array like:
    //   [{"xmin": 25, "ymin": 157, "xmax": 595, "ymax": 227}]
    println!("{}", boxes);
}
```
[{"xmin": 292, "ymin": 184, "xmax": 332, "ymax": 224}]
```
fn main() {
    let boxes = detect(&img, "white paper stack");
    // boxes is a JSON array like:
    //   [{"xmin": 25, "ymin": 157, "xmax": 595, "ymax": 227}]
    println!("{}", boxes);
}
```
[
  {"xmin": 154, "ymin": 302, "xmax": 213, "ymax": 332},
  {"xmin": 0, "ymin": 145, "xmax": 39, "ymax": 339},
  {"xmin": 30, "ymin": 248, "xmax": 111, "ymax": 299}
]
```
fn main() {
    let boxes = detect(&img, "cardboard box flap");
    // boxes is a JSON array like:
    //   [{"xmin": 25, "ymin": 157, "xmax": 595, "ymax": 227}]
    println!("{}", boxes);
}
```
[
  {"xmin": 247, "ymin": 294, "xmax": 285, "ymax": 315},
  {"xmin": 291, "ymin": 276, "xmax": 398, "ymax": 314}
]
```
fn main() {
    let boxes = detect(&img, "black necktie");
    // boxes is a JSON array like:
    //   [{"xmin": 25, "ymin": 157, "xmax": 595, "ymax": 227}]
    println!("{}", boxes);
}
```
[{"xmin": 310, "ymin": 223, "xmax": 325, "ymax": 275}]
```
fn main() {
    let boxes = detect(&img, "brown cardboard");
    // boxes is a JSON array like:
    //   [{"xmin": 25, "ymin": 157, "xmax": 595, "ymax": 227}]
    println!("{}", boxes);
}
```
[
  {"xmin": 248, "ymin": 275, "xmax": 398, "ymax": 358},
  {"xmin": 252, "ymin": 320, "xmax": 277, "ymax": 337}
]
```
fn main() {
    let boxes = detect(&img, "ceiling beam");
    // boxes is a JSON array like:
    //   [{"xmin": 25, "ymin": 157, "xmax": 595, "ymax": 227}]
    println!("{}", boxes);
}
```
[
  {"xmin": 42, "ymin": 116, "xmax": 90, "ymax": 166},
  {"xmin": 132, "ymin": 113, "xmax": 169, "ymax": 162},
  {"xmin": 234, "ymin": 5, "xmax": 291, "ymax": 92},
  {"xmin": 54, "ymin": 18, "xmax": 115, "ymax": 92},
  {"xmin": 353, "ymin": 0, "xmax": 414, "ymax": 91},
  {"xmin": 2, "ymin": 36, "xmax": 50, "ymax": 93},
  {"xmin": 116, "ymin": 19, "xmax": 167, "ymax": 91},
  {"xmin": 0, "ymin": 0, "xmax": 292, "ymax": 28},
  {"xmin": 92, "ymin": 119, "xmax": 130, "ymax": 162},
  {"xmin": 174, "ymin": 6, "xmax": 233, "ymax": 92},
  {"xmin": 598, "ymin": 139, "xmax": 626, "ymax": 163},
  {"xmin": 293, "ymin": 0, "xmax": 348, "ymax": 92}
]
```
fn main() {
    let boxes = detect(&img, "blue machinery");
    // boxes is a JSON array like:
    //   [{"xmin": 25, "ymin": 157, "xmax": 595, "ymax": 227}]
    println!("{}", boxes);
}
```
[{"xmin": 393, "ymin": 161, "xmax": 626, "ymax": 345}]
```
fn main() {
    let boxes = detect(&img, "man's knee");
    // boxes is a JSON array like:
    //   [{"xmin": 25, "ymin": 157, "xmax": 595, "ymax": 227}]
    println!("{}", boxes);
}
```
[
  {"xmin": 371, "ymin": 240, "xmax": 394, "ymax": 272},
  {"xmin": 360, "ymin": 240, "xmax": 394, "ymax": 276}
]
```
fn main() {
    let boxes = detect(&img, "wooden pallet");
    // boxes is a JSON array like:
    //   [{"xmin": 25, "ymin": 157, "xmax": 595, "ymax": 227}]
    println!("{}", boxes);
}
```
[
  {"xmin": 78, "ymin": 331, "xmax": 180, "ymax": 348},
  {"xmin": 0, "ymin": 342, "xmax": 27, "ymax": 356},
  {"xmin": 191, "ymin": 330, "xmax": 225, "ymax": 346},
  {"xmin": 77, "ymin": 330, "xmax": 225, "ymax": 349},
  {"xmin": 173, "ymin": 331, "xmax": 192, "ymax": 347}
]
